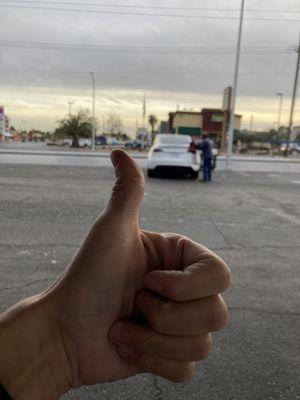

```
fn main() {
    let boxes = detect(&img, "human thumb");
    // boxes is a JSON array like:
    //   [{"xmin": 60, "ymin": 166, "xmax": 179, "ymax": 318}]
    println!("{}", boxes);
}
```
[{"xmin": 106, "ymin": 149, "xmax": 145, "ymax": 219}]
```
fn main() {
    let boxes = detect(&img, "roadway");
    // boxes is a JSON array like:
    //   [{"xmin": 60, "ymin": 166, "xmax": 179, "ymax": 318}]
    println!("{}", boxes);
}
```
[{"xmin": 0, "ymin": 158, "xmax": 299, "ymax": 400}]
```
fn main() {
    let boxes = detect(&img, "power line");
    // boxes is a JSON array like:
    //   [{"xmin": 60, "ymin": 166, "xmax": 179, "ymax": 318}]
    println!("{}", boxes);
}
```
[
  {"xmin": 1, "ymin": 1, "xmax": 300, "ymax": 14},
  {"xmin": 0, "ymin": 67, "xmax": 294, "ymax": 76},
  {"xmin": 1, "ymin": 4, "xmax": 300, "ymax": 22},
  {"xmin": 0, "ymin": 40, "xmax": 294, "ymax": 49},
  {"xmin": 0, "ymin": 40, "xmax": 296, "ymax": 55},
  {"xmin": 0, "ymin": 70, "xmax": 295, "ymax": 88},
  {"xmin": 0, "ymin": 41, "xmax": 293, "ymax": 50}
]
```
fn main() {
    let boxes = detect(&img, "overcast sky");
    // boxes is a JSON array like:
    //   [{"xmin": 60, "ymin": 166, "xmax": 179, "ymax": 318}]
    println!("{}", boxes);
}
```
[{"xmin": 0, "ymin": 0, "xmax": 299, "ymax": 135}]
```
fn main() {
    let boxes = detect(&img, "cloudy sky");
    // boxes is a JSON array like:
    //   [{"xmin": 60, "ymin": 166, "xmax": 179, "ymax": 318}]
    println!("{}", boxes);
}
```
[{"xmin": 0, "ymin": 0, "xmax": 299, "ymax": 135}]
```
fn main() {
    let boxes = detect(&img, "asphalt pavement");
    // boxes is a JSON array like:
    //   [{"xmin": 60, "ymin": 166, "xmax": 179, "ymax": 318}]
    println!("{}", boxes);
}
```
[{"xmin": 0, "ymin": 160, "xmax": 299, "ymax": 400}]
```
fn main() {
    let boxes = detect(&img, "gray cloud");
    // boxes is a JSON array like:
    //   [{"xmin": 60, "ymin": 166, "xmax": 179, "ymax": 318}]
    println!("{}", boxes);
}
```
[{"xmin": 0, "ymin": 0, "xmax": 299, "ymax": 132}]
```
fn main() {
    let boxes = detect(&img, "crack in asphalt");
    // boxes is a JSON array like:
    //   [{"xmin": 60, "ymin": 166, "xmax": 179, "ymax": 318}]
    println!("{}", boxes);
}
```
[
  {"xmin": 229, "ymin": 306, "xmax": 300, "ymax": 317},
  {"xmin": 209, "ymin": 218, "xmax": 236, "ymax": 248}
]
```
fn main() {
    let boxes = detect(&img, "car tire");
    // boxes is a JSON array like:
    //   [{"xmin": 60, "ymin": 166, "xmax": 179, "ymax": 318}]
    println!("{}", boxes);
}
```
[
  {"xmin": 147, "ymin": 169, "xmax": 156, "ymax": 178},
  {"xmin": 190, "ymin": 171, "xmax": 199, "ymax": 179}
]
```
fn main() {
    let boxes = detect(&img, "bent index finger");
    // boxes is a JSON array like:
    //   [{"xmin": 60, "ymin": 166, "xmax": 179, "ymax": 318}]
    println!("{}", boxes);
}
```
[{"xmin": 144, "ymin": 241, "xmax": 230, "ymax": 302}]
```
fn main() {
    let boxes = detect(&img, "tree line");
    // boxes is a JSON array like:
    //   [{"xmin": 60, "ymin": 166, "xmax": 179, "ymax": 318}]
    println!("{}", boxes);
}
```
[{"xmin": 54, "ymin": 110, "xmax": 159, "ymax": 148}]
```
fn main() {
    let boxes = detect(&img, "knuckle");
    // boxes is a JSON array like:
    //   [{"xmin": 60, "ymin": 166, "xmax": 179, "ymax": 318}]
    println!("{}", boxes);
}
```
[
  {"xmin": 202, "ymin": 334, "xmax": 212, "ymax": 358},
  {"xmin": 187, "ymin": 335, "xmax": 212, "ymax": 361},
  {"xmin": 208, "ymin": 295, "xmax": 228, "ymax": 331},
  {"xmin": 170, "ymin": 362, "xmax": 196, "ymax": 383},
  {"xmin": 136, "ymin": 178, "xmax": 145, "ymax": 194},
  {"xmin": 194, "ymin": 335, "xmax": 212, "ymax": 360},
  {"xmin": 212, "ymin": 257, "xmax": 231, "ymax": 292}
]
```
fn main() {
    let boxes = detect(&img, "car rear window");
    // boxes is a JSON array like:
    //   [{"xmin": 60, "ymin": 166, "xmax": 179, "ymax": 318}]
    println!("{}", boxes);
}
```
[{"xmin": 158, "ymin": 135, "xmax": 191, "ymax": 145}]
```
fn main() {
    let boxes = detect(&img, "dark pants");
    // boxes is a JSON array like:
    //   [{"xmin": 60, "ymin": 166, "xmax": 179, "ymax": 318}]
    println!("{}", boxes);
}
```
[{"xmin": 203, "ymin": 157, "xmax": 212, "ymax": 181}]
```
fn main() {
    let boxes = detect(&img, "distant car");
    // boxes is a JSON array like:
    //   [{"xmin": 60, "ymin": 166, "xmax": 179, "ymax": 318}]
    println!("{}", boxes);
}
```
[
  {"xmin": 46, "ymin": 140, "xmax": 56, "ymax": 146},
  {"xmin": 95, "ymin": 136, "xmax": 107, "ymax": 146},
  {"xmin": 280, "ymin": 143, "xmax": 300, "ymax": 154},
  {"xmin": 125, "ymin": 140, "xmax": 143, "ymax": 150},
  {"xmin": 78, "ymin": 138, "xmax": 91, "ymax": 148},
  {"xmin": 147, "ymin": 134, "xmax": 200, "ymax": 178},
  {"xmin": 62, "ymin": 139, "xmax": 72, "ymax": 146}
]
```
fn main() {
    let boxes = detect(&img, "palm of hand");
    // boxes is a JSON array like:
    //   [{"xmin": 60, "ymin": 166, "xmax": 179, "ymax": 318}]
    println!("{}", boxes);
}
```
[{"xmin": 53, "ymin": 213, "xmax": 149, "ymax": 385}]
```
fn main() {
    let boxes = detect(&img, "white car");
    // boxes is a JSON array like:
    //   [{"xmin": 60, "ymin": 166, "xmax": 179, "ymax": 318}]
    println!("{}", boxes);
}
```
[
  {"xmin": 78, "ymin": 138, "xmax": 92, "ymax": 148},
  {"xmin": 147, "ymin": 134, "xmax": 200, "ymax": 178}
]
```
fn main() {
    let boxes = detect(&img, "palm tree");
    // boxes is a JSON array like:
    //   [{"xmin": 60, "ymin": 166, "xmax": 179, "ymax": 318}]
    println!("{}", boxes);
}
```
[
  {"xmin": 148, "ymin": 115, "xmax": 158, "ymax": 135},
  {"xmin": 55, "ymin": 110, "xmax": 93, "ymax": 148}
]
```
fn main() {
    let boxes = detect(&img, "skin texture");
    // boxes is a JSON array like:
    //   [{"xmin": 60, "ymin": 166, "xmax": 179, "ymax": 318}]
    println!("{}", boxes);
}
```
[{"xmin": 0, "ymin": 150, "xmax": 230, "ymax": 400}]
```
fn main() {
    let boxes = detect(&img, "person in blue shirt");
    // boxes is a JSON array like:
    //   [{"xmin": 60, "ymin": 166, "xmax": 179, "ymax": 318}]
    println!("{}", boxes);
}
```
[{"xmin": 197, "ymin": 134, "xmax": 213, "ymax": 182}]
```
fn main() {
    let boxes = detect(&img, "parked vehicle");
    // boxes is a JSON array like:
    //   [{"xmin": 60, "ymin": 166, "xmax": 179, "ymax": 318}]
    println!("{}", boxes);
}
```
[
  {"xmin": 78, "ymin": 138, "xmax": 92, "ymax": 148},
  {"xmin": 125, "ymin": 140, "xmax": 141, "ymax": 150},
  {"xmin": 62, "ymin": 139, "xmax": 72, "ymax": 146},
  {"xmin": 147, "ymin": 134, "xmax": 200, "ymax": 178},
  {"xmin": 280, "ymin": 142, "xmax": 300, "ymax": 154},
  {"xmin": 95, "ymin": 136, "xmax": 107, "ymax": 146}
]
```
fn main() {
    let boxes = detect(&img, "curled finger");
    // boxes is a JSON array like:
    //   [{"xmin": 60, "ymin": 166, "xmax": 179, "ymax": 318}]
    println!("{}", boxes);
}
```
[
  {"xmin": 117, "ymin": 346, "xmax": 196, "ymax": 383},
  {"xmin": 110, "ymin": 320, "xmax": 212, "ymax": 362}
]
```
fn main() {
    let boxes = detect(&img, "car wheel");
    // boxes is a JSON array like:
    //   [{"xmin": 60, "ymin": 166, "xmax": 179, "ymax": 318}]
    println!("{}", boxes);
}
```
[
  {"xmin": 190, "ymin": 171, "xmax": 199, "ymax": 179},
  {"xmin": 147, "ymin": 169, "xmax": 156, "ymax": 178}
]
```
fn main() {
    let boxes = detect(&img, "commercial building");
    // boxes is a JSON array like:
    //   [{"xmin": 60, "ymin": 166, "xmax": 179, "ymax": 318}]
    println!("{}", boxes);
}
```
[
  {"xmin": 0, "ymin": 106, "xmax": 12, "ymax": 141},
  {"xmin": 168, "ymin": 108, "xmax": 242, "ymax": 148},
  {"xmin": 158, "ymin": 120, "xmax": 170, "ymax": 134}
]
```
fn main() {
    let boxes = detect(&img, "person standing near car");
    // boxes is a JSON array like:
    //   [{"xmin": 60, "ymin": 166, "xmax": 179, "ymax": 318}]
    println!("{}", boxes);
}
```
[{"xmin": 197, "ymin": 134, "xmax": 213, "ymax": 182}]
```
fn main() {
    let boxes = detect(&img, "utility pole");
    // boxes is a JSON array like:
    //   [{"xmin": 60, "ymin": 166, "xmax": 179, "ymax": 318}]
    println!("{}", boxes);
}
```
[
  {"xmin": 276, "ymin": 93, "xmax": 283, "ymax": 129},
  {"xmin": 89, "ymin": 72, "xmax": 96, "ymax": 151},
  {"xmin": 287, "ymin": 35, "xmax": 300, "ymax": 143},
  {"xmin": 249, "ymin": 114, "xmax": 254, "ymax": 133},
  {"xmin": 143, "ymin": 93, "xmax": 146, "ymax": 127},
  {"xmin": 68, "ymin": 100, "xmax": 74, "ymax": 117},
  {"xmin": 226, "ymin": 0, "xmax": 245, "ymax": 169},
  {"xmin": 102, "ymin": 116, "xmax": 105, "ymax": 134}
]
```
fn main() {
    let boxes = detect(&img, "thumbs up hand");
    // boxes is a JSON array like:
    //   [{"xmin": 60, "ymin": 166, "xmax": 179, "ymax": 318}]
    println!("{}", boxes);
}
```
[{"xmin": 0, "ymin": 150, "xmax": 230, "ymax": 400}]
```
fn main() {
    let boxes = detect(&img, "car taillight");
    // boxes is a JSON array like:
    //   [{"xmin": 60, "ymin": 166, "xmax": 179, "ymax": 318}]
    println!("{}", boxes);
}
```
[
  {"xmin": 154, "ymin": 148, "xmax": 163, "ymax": 153},
  {"xmin": 189, "ymin": 141, "xmax": 196, "ymax": 153}
]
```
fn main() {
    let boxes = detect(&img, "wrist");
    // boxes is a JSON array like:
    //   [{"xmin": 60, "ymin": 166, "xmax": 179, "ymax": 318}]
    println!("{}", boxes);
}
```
[{"xmin": 0, "ymin": 293, "xmax": 72, "ymax": 400}]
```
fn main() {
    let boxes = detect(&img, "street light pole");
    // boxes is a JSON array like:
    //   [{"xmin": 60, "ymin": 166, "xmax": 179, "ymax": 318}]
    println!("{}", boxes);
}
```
[
  {"xmin": 249, "ymin": 114, "xmax": 254, "ymax": 133},
  {"xmin": 143, "ymin": 93, "xmax": 146, "ymax": 127},
  {"xmin": 89, "ymin": 72, "xmax": 96, "ymax": 151},
  {"xmin": 68, "ymin": 100, "xmax": 75, "ymax": 117},
  {"xmin": 287, "ymin": 36, "xmax": 300, "ymax": 143},
  {"xmin": 276, "ymin": 93, "xmax": 283, "ymax": 130},
  {"xmin": 226, "ymin": 0, "xmax": 245, "ymax": 169}
]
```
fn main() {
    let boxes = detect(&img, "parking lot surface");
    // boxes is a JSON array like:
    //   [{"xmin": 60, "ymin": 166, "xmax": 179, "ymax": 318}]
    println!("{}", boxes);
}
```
[{"xmin": 0, "ymin": 163, "xmax": 299, "ymax": 400}]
